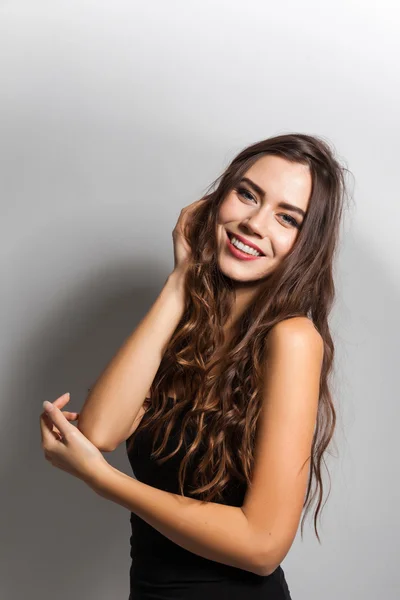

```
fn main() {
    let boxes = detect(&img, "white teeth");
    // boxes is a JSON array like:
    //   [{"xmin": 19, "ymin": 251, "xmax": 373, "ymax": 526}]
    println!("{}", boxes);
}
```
[{"xmin": 230, "ymin": 235, "xmax": 261, "ymax": 256}]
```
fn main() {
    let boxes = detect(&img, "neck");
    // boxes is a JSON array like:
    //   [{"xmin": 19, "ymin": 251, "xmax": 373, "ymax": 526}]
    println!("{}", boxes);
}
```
[{"xmin": 223, "ymin": 285, "xmax": 258, "ymax": 339}]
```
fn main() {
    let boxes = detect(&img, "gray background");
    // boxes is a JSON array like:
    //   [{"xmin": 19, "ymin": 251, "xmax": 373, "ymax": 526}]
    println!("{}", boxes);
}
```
[{"xmin": 1, "ymin": 1, "xmax": 399, "ymax": 598}]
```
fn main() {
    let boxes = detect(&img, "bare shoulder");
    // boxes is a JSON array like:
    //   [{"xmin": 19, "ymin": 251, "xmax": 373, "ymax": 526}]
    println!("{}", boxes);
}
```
[{"xmin": 266, "ymin": 316, "xmax": 324, "ymax": 355}]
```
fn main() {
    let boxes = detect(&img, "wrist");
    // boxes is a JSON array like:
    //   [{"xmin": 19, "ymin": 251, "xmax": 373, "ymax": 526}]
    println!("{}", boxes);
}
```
[
  {"xmin": 87, "ymin": 460, "xmax": 115, "ymax": 497},
  {"xmin": 166, "ymin": 268, "xmax": 187, "ymax": 297}
]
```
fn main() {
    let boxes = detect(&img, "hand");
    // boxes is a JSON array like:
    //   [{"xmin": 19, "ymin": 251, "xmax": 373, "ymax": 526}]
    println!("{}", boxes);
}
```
[
  {"xmin": 40, "ymin": 392, "xmax": 109, "ymax": 486},
  {"xmin": 172, "ymin": 198, "xmax": 207, "ymax": 274}
]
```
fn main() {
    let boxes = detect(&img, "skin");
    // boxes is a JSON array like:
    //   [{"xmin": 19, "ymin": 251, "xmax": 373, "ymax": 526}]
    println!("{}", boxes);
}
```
[
  {"xmin": 41, "ymin": 158, "xmax": 313, "ymax": 445},
  {"xmin": 40, "ymin": 395, "xmax": 107, "ymax": 483},
  {"xmin": 39, "ymin": 157, "xmax": 319, "ymax": 577},
  {"xmin": 216, "ymin": 155, "xmax": 312, "ymax": 332}
]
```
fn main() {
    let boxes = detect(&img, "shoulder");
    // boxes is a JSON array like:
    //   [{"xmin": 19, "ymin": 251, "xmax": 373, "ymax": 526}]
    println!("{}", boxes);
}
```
[
  {"xmin": 264, "ymin": 316, "xmax": 324, "ymax": 376},
  {"xmin": 266, "ymin": 316, "xmax": 323, "ymax": 355}
]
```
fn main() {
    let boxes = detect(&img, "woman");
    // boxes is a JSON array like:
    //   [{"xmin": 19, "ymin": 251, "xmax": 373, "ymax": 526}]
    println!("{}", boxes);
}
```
[{"xmin": 40, "ymin": 133, "xmax": 350, "ymax": 599}]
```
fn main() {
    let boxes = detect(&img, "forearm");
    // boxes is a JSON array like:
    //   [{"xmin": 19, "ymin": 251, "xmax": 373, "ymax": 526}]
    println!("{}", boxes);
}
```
[
  {"xmin": 78, "ymin": 270, "xmax": 186, "ymax": 450},
  {"xmin": 90, "ymin": 464, "xmax": 263, "ymax": 576}
]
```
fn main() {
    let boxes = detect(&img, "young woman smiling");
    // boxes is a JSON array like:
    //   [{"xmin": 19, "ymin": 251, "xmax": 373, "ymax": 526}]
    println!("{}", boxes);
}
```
[{"xmin": 41, "ymin": 133, "xmax": 350, "ymax": 600}]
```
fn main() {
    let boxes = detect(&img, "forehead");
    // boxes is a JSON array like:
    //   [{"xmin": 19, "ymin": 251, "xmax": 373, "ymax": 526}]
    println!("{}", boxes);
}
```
[{"xmin": 244, "ymin": 155, "xmax": 312, "ymax": 211}]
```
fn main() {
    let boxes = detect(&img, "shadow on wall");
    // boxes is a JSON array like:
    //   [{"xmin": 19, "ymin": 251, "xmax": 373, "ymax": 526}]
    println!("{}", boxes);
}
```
[
  {"xmin": 1, "ymin": 260, "xmax": 167, "ymax": 599},
  {"xmin": 2, "ymin": 232, "xmax": 399, "ymax": 598}
]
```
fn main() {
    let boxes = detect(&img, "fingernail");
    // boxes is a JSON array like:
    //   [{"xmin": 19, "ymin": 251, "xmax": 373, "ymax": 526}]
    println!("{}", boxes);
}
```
[{"xmin": 43, "ymin": 401, "xmax": 53, "ymax": 411}]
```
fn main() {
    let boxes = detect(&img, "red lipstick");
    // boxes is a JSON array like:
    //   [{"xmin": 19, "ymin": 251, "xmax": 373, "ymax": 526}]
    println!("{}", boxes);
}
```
[{"xmin": 225, "ymin": 230, "xmax": 265, "ymax": 261}]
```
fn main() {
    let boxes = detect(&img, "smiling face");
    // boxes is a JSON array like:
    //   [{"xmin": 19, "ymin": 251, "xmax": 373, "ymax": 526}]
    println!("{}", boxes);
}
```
[{"xmin": 216, "ymin": 155, "xmax": 312, "ymax": 288}]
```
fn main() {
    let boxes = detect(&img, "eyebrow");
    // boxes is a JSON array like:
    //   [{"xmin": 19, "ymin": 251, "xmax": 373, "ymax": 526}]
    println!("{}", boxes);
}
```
[{"xmin": 240, "ymin": 177, "xmax": 306, "ymax": 218}]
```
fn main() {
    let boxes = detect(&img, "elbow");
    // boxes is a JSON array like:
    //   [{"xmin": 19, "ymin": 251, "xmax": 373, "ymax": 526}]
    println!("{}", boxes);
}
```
[
  {"xmin": 253, "ymin": 553, "xmax": 279, "ymax": 577},
  {"xmin": 252, "ymin": 552, "xmax": 271, "ymax": 577},
  {"xmin": 77, "ymin": 422, "xmax": 115, "ymax": 453},
  {"xmin": 247, "ymin": 538, "xmax": 273, "ymax": 577},
  {"xmin": 87, "ymin": 437, "xmax": 116, "ymax": 453},
  {"xmin": 251, "ymin": 539, "xmax": 280, "ymax": 577},
  {"xmin": 258, "ymin": 563, "xmax": 279, "ymax": 578},
  {"xmin": 95, "ymin": 444, "xmax": 115, "ymax": 453}
]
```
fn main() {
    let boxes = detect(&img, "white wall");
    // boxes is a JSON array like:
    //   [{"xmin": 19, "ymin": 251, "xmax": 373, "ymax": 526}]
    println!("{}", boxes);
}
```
[{"xmin": 1, "ymin": 1, "xmax": 399, "ymax": 598}]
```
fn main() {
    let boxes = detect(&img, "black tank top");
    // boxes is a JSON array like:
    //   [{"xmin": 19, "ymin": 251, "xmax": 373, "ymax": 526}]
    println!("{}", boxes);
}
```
[{"xmin": 125, "ymin": 397, "xmax": 292, "ymax": 599}]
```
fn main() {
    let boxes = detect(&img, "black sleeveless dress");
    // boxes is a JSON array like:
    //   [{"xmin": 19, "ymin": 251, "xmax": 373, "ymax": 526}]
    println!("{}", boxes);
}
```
[{"xmin": 125, "ymin": 397, "xmax": 293, "ymax": 599}]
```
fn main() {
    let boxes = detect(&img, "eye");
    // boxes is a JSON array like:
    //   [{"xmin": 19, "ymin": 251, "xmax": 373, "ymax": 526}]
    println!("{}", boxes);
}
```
[
  {"xmin": 236, "ymin": 186, "xmax": 301, "ymax": 229},
  {"xmin": 236, "ymin": 186, "xmax": 256, "ymax": 203},
  {"xmin": 279, "ymin": 214, "xmax": 300, "ymax": 228}
]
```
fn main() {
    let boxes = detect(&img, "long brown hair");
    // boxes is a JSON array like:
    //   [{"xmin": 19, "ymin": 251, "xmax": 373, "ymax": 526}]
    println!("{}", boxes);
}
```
[{"xmin": 127, "ymin": 133, "xmax": 353, "ymax": 543}]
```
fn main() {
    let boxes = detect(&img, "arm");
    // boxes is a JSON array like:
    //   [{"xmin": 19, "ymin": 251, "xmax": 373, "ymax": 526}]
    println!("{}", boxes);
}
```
[
  {"xmin": 86, "ymin": 316, "xmax": 322, "ymax": 577},
  {"xmin": 242, "ymin": 317, "xmax": 324, "ymax": 575},
  {"xmin": 78, "ymin": 270, "xmax": 186, "ymax": 451},
  {"xmin": 90, "ymin": 464, "xmax": 264, "ymax": 576}
]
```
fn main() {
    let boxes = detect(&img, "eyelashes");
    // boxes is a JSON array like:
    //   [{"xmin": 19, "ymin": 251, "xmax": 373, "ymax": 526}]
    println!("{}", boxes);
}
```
[{"xmin": 235, "ymin": 187, "xmax": 300, "ymax": 229}]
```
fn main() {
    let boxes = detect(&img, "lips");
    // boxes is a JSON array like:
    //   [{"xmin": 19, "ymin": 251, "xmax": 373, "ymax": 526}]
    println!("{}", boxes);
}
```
[{"xmin": 226, "ymin": 231, "xmax": 265, "ymax": 256}]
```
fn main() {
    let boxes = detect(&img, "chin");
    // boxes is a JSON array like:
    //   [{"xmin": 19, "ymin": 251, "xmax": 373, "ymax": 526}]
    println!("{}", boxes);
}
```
[{"xmin": 217, "ymin": 262, "xmax": 271, "ymax": 284}]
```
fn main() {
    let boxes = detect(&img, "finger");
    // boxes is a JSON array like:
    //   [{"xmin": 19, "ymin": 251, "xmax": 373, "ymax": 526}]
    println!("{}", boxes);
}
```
[
  {"xmin": 40, "ymin": 406, "xmax": 78, "ymax": 423},
  {"xmin": 42, "ymin": 401, "xmax": 72, "ymax": 440},
  {"xmin": 39, "ymin": 392, "xmax": 71, "ymax": 434},
  {"xmin": 39, "ymin": 393, "xmax": 71, "ymax": 421},
  {"xmin": 55, "ymin": 412, "xmax": 79, "ymax": 435},
  {"xmin": 51, "ymin": 392, "xmax": 71, "ymax": 409},
  {"xmin": 50, "ymin": 411, "xmax": 79, "ymax": 437},
  {"xmin": 39, "ymin": 411, "xmax": 78, "ymax": 446},
  {"xmin": 62, "ymin": 411, "xmax": 79, "ymax": 421},
  {"xmin": 40, "ymin": 410, "xmax": 78, "ymax": 422},
  {"xmin": 40, "ymin": 411, "xmax": 55, "ymax": 445},
  {"xmin": 40, "ymin": 409, "xmax": 66, "ymax": 443}
]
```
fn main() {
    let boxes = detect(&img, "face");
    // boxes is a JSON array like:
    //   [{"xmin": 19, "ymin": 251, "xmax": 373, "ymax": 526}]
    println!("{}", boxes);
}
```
[{"xmin": 216, "ymin": 155, "xmax": 312, "ymax": 288}]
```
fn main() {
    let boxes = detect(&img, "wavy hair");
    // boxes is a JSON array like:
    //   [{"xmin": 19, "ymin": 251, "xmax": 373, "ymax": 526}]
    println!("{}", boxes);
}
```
[{"xmin": 127, "ymin": 133, "xmax": 353, "ymax": 543}]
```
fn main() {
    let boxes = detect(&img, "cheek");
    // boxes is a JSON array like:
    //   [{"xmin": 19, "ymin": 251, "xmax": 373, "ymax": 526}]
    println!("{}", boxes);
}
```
[
  {"xmin": 217, "ymin": 195, "xmax": 243, "ymax": 223},
  {"xmin": 275, "ymin": 231, "xmax": 298, "ymax": 257}
]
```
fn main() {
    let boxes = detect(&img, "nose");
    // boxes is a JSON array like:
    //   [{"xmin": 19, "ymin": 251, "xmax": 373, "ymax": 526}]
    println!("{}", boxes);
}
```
[{"xmin": 241, "ymin": 213, "xmax": 269, "ymax": 240}]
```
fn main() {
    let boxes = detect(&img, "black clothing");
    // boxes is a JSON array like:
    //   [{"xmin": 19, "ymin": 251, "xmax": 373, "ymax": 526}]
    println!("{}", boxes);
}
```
[{"xmin": 125, "ymin": 397, "xmax": 292, "ymax": 599}]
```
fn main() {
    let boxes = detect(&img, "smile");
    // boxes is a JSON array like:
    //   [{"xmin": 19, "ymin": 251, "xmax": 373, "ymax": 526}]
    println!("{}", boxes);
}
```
[{"xmin": 225, "ymin": 231, "xmax": 265, "ymax": 261}]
